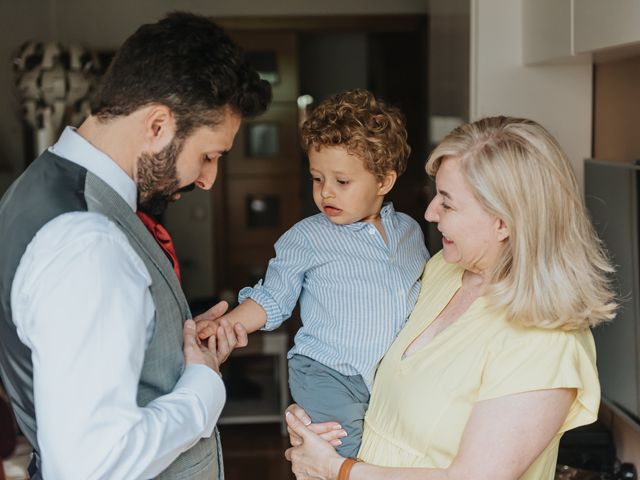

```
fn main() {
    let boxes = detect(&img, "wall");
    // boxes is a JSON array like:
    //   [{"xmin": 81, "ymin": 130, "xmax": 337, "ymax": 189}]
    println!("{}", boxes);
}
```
[
  {"xmin": 470, "ymin": 0, "xmax": 592, "ymax": 186},
  {"xmin": 0, "ymin": 0, "xmax": 52, "ymax": 181}
]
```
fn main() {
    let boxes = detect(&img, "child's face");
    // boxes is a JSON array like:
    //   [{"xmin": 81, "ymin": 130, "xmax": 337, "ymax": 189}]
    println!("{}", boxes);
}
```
[{"xmin": 309, "ymin": 146, "xmax": 394, "ymax": 225}]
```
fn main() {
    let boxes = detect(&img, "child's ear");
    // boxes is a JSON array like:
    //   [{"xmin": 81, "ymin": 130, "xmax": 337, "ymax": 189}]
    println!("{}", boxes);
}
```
[{"xmin": 378, "ymin": 171, "xmax": 397, "ymax": 196}]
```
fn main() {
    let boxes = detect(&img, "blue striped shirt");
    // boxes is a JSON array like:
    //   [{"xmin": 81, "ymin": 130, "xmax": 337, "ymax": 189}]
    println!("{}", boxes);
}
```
[{"xmin": 238, "ymin": 203, "xmax": 429, "ymax": 390}]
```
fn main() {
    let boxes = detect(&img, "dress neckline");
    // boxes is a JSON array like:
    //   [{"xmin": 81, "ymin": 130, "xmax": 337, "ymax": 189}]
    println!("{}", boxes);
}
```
[{"xmin": 400, "ymin": 264, "xmax": 486, "ymax": 362}]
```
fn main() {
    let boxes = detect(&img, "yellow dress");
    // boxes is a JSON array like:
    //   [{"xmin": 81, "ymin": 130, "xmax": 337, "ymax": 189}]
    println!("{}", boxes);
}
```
[{"xmin": 359, "ymin": 252, "xmax": 600, "ymax": 479}]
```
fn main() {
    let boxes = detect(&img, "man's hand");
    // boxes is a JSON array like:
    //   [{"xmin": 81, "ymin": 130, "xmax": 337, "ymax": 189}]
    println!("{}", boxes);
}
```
[
  {"xmin": 195, "ymin": 301, "xmax": 249, "ymax": 365},
  {"xmin": 183, "ymin": 319, "xmax": 220, "ymax": 374},
  {"xmin": 214, "ymin": 318, "xmax": 249, "ymax": 364},
  {"xmin": 195, "ymin": 301, "xmax": 229, "ymax": 341},
  {"xmin": 194, "ymin": 300, "xmax": 229, "ymax": 326}
]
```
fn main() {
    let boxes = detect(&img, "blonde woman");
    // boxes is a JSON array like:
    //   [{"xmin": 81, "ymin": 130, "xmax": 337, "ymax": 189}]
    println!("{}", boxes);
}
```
[{"xmin": 284, "ymin": 116, "xmax": 617, "ymax": 480}]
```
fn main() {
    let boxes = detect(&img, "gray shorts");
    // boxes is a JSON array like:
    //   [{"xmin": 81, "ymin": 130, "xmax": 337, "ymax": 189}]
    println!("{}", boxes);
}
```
[{"xmin": 288, "ymin": 354, "xmax": 370, "ymax": 458}]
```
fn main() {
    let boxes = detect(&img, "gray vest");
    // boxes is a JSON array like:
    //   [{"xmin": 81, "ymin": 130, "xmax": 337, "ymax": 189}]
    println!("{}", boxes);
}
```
[{"xmin": 0, "ymin": 152, "xmax": 223, "ymax": 479}]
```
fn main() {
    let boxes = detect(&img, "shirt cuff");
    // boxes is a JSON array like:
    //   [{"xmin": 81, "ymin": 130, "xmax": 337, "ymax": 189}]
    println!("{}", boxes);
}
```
[
  {"xmin": 238, "ymin": 285, "xmax": 284, "ymax": 330},
  {"xmin": 176, "ymin": 364, "xmax": 226, "ymax": 437}
]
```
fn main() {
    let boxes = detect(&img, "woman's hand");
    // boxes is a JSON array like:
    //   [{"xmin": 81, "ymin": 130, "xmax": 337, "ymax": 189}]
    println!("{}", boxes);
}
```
[
  {"xmin": 285, "ymin": 411, "xmax": 346, "ymax": 480},
  {"xmin": 286, "ymin": 404, "xmax": 347, "ymax": 448}
]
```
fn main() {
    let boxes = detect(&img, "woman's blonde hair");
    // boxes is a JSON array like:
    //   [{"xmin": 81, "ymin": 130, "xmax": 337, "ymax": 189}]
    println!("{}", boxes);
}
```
[{"xmin": 427, "ymin": 116, "xmax": 617, "ymax": 330}]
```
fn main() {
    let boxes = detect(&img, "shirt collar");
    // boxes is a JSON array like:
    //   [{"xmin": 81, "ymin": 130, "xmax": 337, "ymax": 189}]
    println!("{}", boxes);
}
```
[
  {"xmin": 380, "ymin": 202, "xmax": 395, "ymax": 218},
  {"xmin": 341, "ymin": 202, "xmax": 396, "ymax": 231},
  {"xmin": 49, "ymin": 126, "xmax": 138, "ymax": 211}
]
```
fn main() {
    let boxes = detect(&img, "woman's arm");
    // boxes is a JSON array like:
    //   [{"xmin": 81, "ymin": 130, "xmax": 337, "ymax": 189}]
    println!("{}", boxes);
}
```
[{"xmin": 286, "ymin": 388, "xmax": 576, "ymax": 480}]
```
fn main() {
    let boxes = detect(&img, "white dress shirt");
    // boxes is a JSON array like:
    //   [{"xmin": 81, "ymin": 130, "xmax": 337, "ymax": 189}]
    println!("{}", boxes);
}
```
[{"xmin": 11, "ymin": 127, "xmax": 225, "ymax": 479}]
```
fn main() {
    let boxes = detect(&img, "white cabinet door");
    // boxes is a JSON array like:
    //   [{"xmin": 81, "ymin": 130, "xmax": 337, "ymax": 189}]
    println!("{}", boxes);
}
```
[
  {"xmin": 574, "ymin": 0, "xmax": 640, "ymax": 54},
  {"xmin": 523, "ymin": 0, "xmax": 574, "ymax": 64}
]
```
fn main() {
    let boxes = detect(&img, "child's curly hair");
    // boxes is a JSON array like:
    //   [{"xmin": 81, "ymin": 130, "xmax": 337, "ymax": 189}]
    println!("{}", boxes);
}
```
[{"xmin": 301, "ymin": 89, "xmax": 411, "ymax": 180}]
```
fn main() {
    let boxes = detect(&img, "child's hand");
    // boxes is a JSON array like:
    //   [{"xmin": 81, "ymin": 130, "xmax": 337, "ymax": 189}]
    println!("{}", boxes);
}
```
[
  {"xmin": 197, "ymin": 318, "xmax": 249, "ymax": 364},
  {"xmin": 196, "ymin": 318, "xmax": 221, "ymax": 340},
  {"xmin": 195, "ymin": 304, "xmax": 249, "ymax": 364},
  {"xmin": 195, "ymin": 300, "xmax": 231, "ymax": 340}
]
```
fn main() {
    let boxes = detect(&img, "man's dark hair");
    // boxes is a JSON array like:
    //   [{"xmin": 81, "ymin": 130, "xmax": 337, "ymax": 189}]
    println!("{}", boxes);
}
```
[{"xmin": 90, "ymin": 12, "xmax": 271, "ymax": 137}]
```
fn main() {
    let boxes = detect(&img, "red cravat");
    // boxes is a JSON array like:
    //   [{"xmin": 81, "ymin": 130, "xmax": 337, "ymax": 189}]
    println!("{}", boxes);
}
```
[{"xmin": 136, "ymin": 211, "xmax": 181, "ymax": 283}]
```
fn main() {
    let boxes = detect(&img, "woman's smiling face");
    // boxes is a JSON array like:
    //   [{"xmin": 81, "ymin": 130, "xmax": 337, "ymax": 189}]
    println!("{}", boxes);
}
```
[{"xmin": 424, "ymin": 156, "xmax": 508, "ymax": 274}]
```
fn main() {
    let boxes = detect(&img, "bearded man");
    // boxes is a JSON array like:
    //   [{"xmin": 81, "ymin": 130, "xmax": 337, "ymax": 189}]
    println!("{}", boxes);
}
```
[{"xmin": 0, "ymin": 12, "xmax": 270, "ymax": 479}]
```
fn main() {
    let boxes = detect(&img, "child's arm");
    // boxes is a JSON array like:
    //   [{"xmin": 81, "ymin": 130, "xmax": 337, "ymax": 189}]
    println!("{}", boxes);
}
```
[
  {"xmin": 196, "ymin": 298, "xmax": 267, "ymax": 340},
  {"xmin": 197, "ymin": 223, "xmax": 310, "ymax": 342}
]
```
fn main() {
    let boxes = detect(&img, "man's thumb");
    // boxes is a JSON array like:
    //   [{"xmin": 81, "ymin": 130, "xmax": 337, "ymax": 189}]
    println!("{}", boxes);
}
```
[
  {"xmin": 183, "ymin": 319, "xmax": 197, "ymax": 346},
  {"xmin": 207, "ymin": 301, "xmax": 229, "ymax": 318}
]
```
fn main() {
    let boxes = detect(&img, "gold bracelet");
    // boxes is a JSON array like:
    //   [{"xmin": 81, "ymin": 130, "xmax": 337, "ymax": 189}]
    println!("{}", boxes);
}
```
[{"xmin": 337, "ymin": 457, "xmax": 360, "ymax": 480}]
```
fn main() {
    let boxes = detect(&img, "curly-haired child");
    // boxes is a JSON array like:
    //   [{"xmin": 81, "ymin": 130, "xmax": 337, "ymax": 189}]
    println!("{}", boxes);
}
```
[{"xmin": 199, "ymin": 89, "xmax": 429, "ymax": 457}]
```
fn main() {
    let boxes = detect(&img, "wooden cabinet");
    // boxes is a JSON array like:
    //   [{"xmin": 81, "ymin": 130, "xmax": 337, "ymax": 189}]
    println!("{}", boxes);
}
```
[
  {"xmin": 226, "ymin": 103, "xmax": 300, "ymax": 176},
  {"xmin": 209, "ymin": 32, "xmax": 302, "ymax": 430},
  {"xmin": 166, "ymin": 33, "xmax": 301, "ymax": 301},
  {"xmin": 215, "ymin": 32, "xmax": 302, "ymax": 296},
  {"xmin": 218, "ymin": 331, "xmax": 289, "ymax": 433},
  {"xmin": 165, "ymin": 188, "xmax": 216, "ymax": 298}
]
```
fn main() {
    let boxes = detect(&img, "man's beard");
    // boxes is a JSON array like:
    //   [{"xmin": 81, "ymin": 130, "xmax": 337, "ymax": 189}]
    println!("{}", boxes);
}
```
[{"xmin": 136, "ymin": 137, "xmax": 184, "ymax": 218}]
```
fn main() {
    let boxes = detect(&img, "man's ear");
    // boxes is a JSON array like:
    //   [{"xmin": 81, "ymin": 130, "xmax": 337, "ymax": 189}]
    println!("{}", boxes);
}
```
[
  {"xmin": 142, "ymin": 104, "xmax": 176, "ymax": 152},
  {"xmin": 496, "ymin": 218, "xmax": 510, "ymax": 242},
  {"xmin": 378, "ymin": 170, "xmax": 398, "ymax": 196}
]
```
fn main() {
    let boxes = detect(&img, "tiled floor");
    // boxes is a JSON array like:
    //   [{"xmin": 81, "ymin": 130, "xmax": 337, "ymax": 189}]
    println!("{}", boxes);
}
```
[{"xmin": 2, "ymin": 424, "xmax": 293, "ymax": 480}]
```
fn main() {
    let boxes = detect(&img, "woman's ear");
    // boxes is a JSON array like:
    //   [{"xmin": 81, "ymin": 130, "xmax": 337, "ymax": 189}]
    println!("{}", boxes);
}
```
[
  {"xmin": 496, "ymin": 218, "xmax": 510, "ymax": 242},
  {"xmin": 378, "ymin": 171, "xmax": 398, "ymax": 196},
  {"xmin": 142, "ymin": 104, "xmax": 176, "ymax": 152}
]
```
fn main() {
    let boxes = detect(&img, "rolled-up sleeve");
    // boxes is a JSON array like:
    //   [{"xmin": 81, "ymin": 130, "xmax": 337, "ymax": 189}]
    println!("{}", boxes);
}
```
[{"xmin": 238, "ymin": 226, "xmax": 312, "ymax": 330}]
